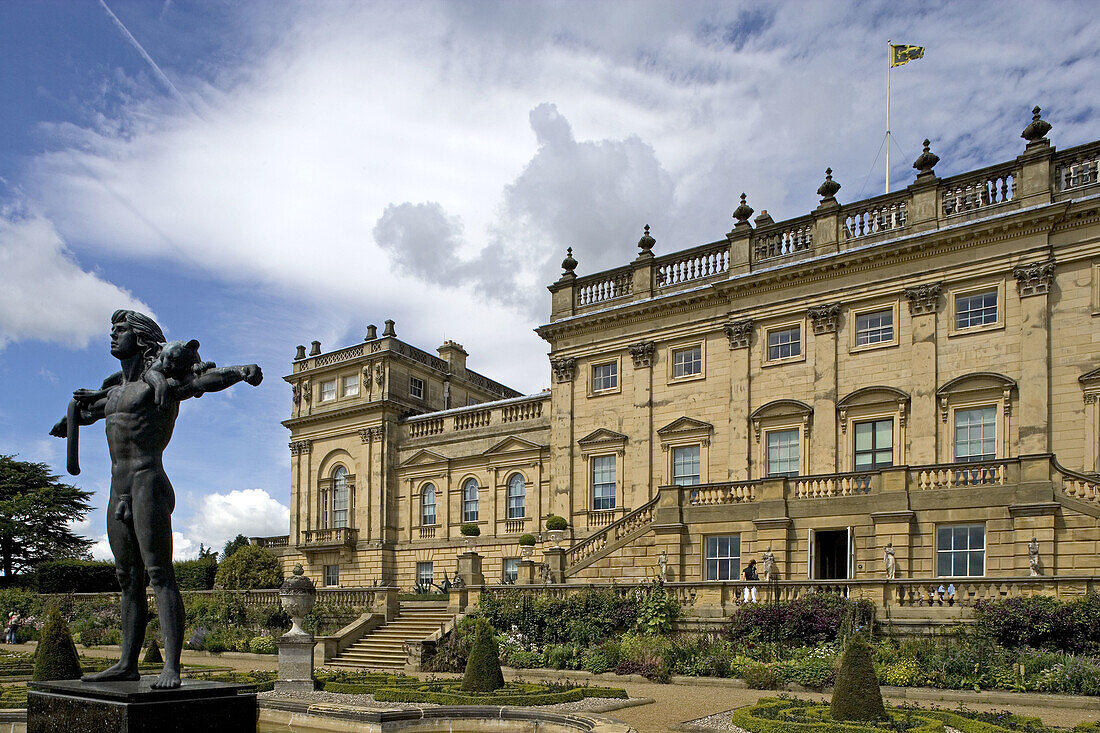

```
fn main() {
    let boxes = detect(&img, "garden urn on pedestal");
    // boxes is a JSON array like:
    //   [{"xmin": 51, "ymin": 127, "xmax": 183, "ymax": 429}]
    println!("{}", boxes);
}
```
[{"xmin": 275, "ymin": 564, "xmax": 317, "ymax": 693}]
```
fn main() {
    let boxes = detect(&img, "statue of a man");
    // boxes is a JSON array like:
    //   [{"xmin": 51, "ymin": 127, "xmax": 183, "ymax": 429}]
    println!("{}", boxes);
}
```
[
  {"xmin": 760, "ymin": 546, "xmax": 775, "ymax": 581},
  {"xmin": 884, "ymin": 542, "xmax": 896, "ymax": 580},
  {"xmin": 1028, "ymin": 536, "xmax": 1041, "ymax": 576},
  {"xmin": 657, "ymin": 549, "xmax": 668, "ymax": 582},
  {"xmin": 50, "ymin": 310, "xmax": 262, "ymax": 689}
]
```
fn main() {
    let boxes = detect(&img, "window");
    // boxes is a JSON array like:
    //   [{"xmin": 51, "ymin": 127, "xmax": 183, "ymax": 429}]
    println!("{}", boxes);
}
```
[
  {"xmin": 766, "ymin": 429, "xmax": 799, "ymax": 477},
  {"xmin": 323, "ymin": 564, "xmax": 339, "ymax": 587},
  {"xmin": 767, "ymin": 326, "xmax": 801, "ymax": 361},
  {"xmin": 342, "ymin": 375, "xmax": 359, "ymax": 397},
  {"xmin": 409, "ymin": 376, "xmax": 425, "ymax": 399},
  {"xmin": 854, "ymin": 419, "xmax": 893, "ymax": 470},
  {"xmin": 937, "ymin": 524, "xmax": 985, "ymax": 577},
  {"xmin": 462, "ymin": 478, "xmax": 479, "ymax": 522},
  {"xmin": 955, "ymin": 289, "xmax": 998, "ymax": 329},
  {"xmin": 416, "ymin": 561, "xmax": 433, "ymax": 587},
  {"xmin": 672, "ymin": 445, "xmax": 701, "ymax": 486},
  {"xmin": 319, "ymin": 379, "xmax": 336, "ymax": 402},
  {"xmin": 592, "ymin": 362, "xmax": 618, "ymax": 392},
  {"xmin": 855, "ymin": 309, "xmax": 894, "ymax": 346},
  {"xmin": 502, "ymin": 558, "xmax": 519, "ymax": 583},
  {"xmin": 592, "ymin": 455, "xmax": 616, "ymax": 510},
  {"xmin": 331, "ymin": 466, "xmax": 349, "ymax": 528},
  {"xmin": 955, "ymin": 407, "xmax": 996, "ymax": 462},
  {"xmin": 421, "ymin": 483, "xmax": 437, "ymax": 526},
  {"xmin": 672, "ymin": 346, "xmax": 702, "ymax": 378},
  {"xmin": 705, "ymin": 535, "xmax": 741, "ymax": 581},
  {"xmin": 507, "ymin": 474, "xmax": 525, "ymax": 519}
]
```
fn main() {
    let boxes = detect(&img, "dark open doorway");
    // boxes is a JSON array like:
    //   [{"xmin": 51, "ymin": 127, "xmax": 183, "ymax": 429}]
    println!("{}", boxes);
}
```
[{"xmin": 814, "ymin": 529, "xmax": 848, "ymax": 579}]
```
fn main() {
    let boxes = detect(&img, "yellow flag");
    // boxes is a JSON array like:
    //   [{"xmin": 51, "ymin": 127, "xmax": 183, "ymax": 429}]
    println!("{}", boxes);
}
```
[{"xmin": 891, "ymin": 44, "xmax": 925, "ymax": 67}]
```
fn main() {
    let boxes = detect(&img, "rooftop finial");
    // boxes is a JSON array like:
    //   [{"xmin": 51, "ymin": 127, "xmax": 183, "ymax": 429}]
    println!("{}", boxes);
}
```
[
  {"xmin": 1021, "ymin": 105, "xmax": 1052, "ymax": 144},
  {"xmin": 561, "ymin": 247, "xmax": 578, "ymax": 274},
  {"xmin": 817, "ymin": 167, "xmax": 841, "ymax": 200},
  {"xmin": 637, "ymin": 224, "xmax": 655, "ymax": 254},
  {"xmin": 733, "ymin": 193, "xmax": 754, "ymax": 224},
  {"xmin": 912, "ymin": 139, "xmax": 940, "ymax": 175}
]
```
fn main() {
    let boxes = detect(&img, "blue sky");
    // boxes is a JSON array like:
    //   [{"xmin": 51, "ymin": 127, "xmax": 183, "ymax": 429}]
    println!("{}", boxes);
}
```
[{"xmin": 1, "ymin": 0, "xmax": 1097, "ymax": 560}]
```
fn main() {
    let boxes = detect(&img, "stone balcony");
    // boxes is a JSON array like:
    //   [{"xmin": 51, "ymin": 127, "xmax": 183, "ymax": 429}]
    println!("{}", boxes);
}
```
[{"xmin": 300, "ymin": 526, "xmax": 359, "ymax": 550}]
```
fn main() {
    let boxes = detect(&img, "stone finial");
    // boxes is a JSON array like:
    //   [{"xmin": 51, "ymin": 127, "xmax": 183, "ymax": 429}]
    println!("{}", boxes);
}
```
[
  {"xmin": 816, "ymin": 168, "xmax": 841, "ymax": 200},
  {"xmin": 733, "ymin": 193, "xmax": 754, "ymax": 225},
  {"xmin": 382, "ymin": 319, "xmax": 396, "ymax": 337},
  {"xmin": 912, "ymin": 139, "xmax": 940, "ymax": 175},
  {"xmin": 308, "ymin": 340, "xmax": 321, "ymax": 356},
  {"xmin": 364, "ymin": 324, "xmax": 378, "ymax": 340},
  {"xmin": 561, "ymin": 247, "xmax": 578, "ymax": 274},
  {"xmin": 1021, "ymin": 105, "xmax": 1052, "ymax": 144},
  {"xmin": 294, "ymin": 344, "xmax": 307, "ymax": 360},
  {"xmin": 637, "ymin": 225, "xmax": 655, "ymax": 254}
]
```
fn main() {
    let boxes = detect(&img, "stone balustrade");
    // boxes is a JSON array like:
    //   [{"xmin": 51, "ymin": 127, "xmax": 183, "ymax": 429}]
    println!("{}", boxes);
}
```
[
  {"xmin": 689, "ymin": 481, "xmax": 758, "ymax": 505},
  {"xmin": 402, "ymin": 393, "xmax": 549, "ymax": 440},
  {"xmin": 841, "ymin": 195, "xmax": 907, "ymax": 241},
  {"xmin": 655, "ymin": 242, "xmax": 730, "ymax": 287},
  {"xmin": 1054, "ymin": 142, "xmax": 1100, "ymax": 193},
  {"xmin": 453, "ymin": 408, "xmax": 491, "ymax": 431},
  {"xmin": 302, "ymin": 526, "xmax": 358, "ymax": 549},
  {"xmin": 753, "ymin": 217, "xmax": 814, "ymax": 262},
  {"xmin": 575, "ymin": 266, "xmax": 633, "ymax": 306},
  {"xmin": 251, "ymin": 535, "xmax": 289, "ymax": 548},
  {"xmin": 793, "ymin": 472, "xmax": 876, "ymax": 498},
  {"xmin": 941, "ymin": 163, "xmax": 1017, "ymax": 216},
  {"xmin": 914, "ymin": 460, "xmax": 1009, "ymax": 490}
]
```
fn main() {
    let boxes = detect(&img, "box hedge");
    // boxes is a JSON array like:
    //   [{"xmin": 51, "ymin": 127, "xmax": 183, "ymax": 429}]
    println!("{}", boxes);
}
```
[{"xmin": 36, "ymin": 560, "xmax": 118, "ymax": 594}]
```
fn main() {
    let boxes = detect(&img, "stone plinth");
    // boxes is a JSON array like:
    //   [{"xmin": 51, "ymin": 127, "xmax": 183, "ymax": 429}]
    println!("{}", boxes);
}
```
[
  {"xmin": 517, "ymin": 559, "xmax": 537, "ymax": 585},
  {"xmin": 457, "ymin": 551, "xmax": 484, "ymax": 587},
  {"xmin": 276, "ymin": 634, "xmax": 316, "ymax": 694},
  {"xmin": 28, "ymin": 678, "xmax": 255, "ymax": 733}
]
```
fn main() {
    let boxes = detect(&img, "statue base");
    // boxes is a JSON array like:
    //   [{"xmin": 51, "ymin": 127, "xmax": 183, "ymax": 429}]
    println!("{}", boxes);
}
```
[
  {"xmin": 275, "ymin": 634, "xmax": 316, "ymax": 694},
  {"xmin": 27, "ymin": 678, "xmax": 256, "ymax": 733}
]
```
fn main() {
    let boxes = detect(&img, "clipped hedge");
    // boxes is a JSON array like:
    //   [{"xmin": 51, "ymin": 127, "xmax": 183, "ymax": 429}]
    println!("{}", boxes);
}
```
[
  {"xmin": 175, "ymin": 557, "xmax": 218, "ymax": 591},
  {"xmin": 461, "ymin": 619, "xmax": 504, "ymax": 692},
  {"xmin": 36, "ymin": 560, "xmax": 117, "ymax": 594},
  {"xmin": 729, "ymin": 698, "xmax": 942, "ymax": 733},
  {"xmin": 831, "ymin": 635, "xmax": 885, "ymax": 721},
  {"xmin": 32, "ymin": 607, "xmax": 81, "ymax": 681},
  {"xmin": 372, "ymin": 680, "xmax": 627, "ymax": 706}
]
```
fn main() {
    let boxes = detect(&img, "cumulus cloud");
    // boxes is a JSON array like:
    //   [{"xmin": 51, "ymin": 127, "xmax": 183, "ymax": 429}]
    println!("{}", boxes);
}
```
[
  {"xmin": 0, "ymin": 207, "xmax": 151, "ymax": 350},
  {"xmin": 180, "ymin": 488, "xmax": 290, "ymax": 556}
]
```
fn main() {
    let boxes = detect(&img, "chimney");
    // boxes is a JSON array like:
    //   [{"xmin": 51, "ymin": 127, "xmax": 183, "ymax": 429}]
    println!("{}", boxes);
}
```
[
  {"xmin": 437, "ymin": 340, "xmax": 468, "ymax": 372},
  {"xmin": 382, "ymin": 319, "xmax": 397, "ymax": 338},
  {"xmin": 294, "ymin": 345, "xmax": 307, "ymax": 360},
  {"xmin": 309, "ymin": 341, "xmax": 321, "ymax": 356},
  {"xmin": 364, "ymin": 324, "xmax": 378, "ymax": 340}
]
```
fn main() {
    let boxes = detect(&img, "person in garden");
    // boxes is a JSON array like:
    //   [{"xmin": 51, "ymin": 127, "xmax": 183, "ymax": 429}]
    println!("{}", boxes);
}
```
[
  {"xmin": 6, "ymin": 611, "xmax": 19, "ymax": 644},
  {"xmin": 742, "ymin": 558, "xmax": 758, "ymax": 603}
]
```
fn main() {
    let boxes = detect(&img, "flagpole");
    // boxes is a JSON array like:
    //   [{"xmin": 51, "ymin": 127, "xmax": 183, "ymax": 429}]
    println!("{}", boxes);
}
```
[{"xmin": 886, "ymin": 41, "xmax": 891, "ymax": 194}]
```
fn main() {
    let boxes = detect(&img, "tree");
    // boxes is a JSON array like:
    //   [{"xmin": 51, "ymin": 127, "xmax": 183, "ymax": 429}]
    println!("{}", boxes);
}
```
[
  {"xmin": 221, "ymin": 533, "xmax": 250, "ymax": 560},
  {"xmin": 33, "ymin": 605, "xmax": 82, "ymax": 681},
  {"xmin": 0, "ymin": 456, "xmax": 93, "ymax": 578},
  {"xmin": 830, "ymin": 633, "xmax": 886, "ymax": 721},
  {"xmin": 213, "ymin": 544, "xmax": 282, "ymax": 589},
  {"xmin": 460, "ymin": 618, "xmax": 504, "ymax": 692}
]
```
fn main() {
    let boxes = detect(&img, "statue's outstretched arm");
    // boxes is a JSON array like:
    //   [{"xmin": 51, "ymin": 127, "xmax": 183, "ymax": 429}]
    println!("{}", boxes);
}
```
[
  {"xmin": 178, "ymin": 364, "xmax": 263, "ymax": 399},
  {"xmin": 49, "ymin": 372, "xmax": 119, "ymax": 438}
]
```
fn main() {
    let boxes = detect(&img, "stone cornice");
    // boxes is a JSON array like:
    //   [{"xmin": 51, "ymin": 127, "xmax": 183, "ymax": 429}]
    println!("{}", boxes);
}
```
[
  {"xmin": 1007, "ymin": 502, "xmax": 1060, "ymax": 517},
  {"xmin": 870, "ymin": 510, "xmax": 915, "ymax": 522}
]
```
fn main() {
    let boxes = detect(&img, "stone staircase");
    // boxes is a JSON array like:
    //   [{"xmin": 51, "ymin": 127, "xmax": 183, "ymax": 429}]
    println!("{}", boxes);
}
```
[{"xmin": 326, "ymin": 601, "xmax": 454, "ymax": 671}]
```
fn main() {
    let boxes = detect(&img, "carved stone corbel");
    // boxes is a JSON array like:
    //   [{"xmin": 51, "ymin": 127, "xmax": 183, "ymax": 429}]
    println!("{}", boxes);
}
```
[
  {"xmin": 807, "ymin": 304, "xmax": 840, "ymax": 335},
  {"xmin": 1013, "ymin": 260, "xmax": 1056, "ymax": 297},
  {"xmin": 289, "ymin": 439, "xmax": 313, "ymax": 456},
  {"xmin": 550, "ymin": 357, "xmax": 578, "ymax": 383},
  {"xmin": 628, "ymin": 341, "xmax": 656, "ymax": 368},
  {"xmin": 904, "ymin": 282, "xmax": 941, "ymax": 315},
  {"xmin": 723, "ymin": 319, "xmax": 753, "ymax": 349}
]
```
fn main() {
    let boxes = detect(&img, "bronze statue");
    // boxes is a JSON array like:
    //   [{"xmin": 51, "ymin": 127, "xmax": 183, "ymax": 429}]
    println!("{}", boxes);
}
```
[{"xmin": 51, "ymin": 310, "xmax": 262, "ymax": 689}]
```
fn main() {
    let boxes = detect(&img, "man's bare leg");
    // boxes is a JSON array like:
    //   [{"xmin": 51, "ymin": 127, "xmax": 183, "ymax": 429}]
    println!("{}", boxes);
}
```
[
  {"xmin": 134, "ymin": 476, "xmax": 183, "ymax": 689},
  {"xmin": 82, "ymin": 564, "xmax": 144, "ymax": 682},
  {"xmin": 147, "ymin": 565, "xmax": 183, "ymax": 689}
]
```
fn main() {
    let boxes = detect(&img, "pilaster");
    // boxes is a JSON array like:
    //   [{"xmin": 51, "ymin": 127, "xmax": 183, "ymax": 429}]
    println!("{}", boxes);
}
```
[
  {"xmin": 1014, "ymin": 261, "xmax": 1054, "ymax": 455},
  {"xmin": 871, "ymin": 510, "xmax": 914, "ymax": 581},
  {"xmin": 724, "ymin": 319, "xmax": 753, "ymax": 480},
  {"xmin": 629, "ymin": 341, "xmax": 655, "ymax": 504},
  {"xmin": 549, "ymin": 357, "xmax": 577, "ymax": 520},
  {"xmin": 808, "ymin": 304, "xmax": 839, "ymax": 473},
  {"xmin": 904, "ymin": 283, "xmax": 941, "ymax": 463}
]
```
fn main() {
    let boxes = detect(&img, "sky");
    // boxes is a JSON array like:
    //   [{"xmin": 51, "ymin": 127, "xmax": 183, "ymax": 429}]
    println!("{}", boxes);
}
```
[{"xmin": 0, "ymin": 0, "xmax": 1097, "ymax": 561}]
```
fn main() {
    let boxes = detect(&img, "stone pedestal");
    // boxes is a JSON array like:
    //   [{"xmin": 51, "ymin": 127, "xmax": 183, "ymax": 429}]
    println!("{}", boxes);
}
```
[
  {"xmin": 276, "ymin": 634, "xmax": 316, "ymax": 694},
  {"xmin": 457, "ymin": 551, "xmax": 485, "ymax": 587},
  {"xmin": 542, "ymin": 547, "xmax": 566, "ymax": 584},
  {"xmin": 28, "ymin": 678, "xmax": 255, "ymax": 733}
]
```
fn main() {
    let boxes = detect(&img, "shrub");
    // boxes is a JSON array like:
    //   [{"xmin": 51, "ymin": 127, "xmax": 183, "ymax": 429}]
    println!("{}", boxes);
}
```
[
  {"xmin": 518, "ymin": 534, "xmax": 537, "ymax": 546},
  {"xmin": 248, "ymin": 635, "xmax": 278, "ymax": 654},
  {"xmin": 32, "ymin": 606, "xmax": 81, "ymax": 681},
  {"xmin": 461, "ymin": 619, "xmax": 504, "ymax": 692},
  {"xmin": 479, "ymin": 587, "xmax": 638, "ymax": 647},
  {"xmin": 36, "ymin": 560, "xmax": 117, "ymax": 593},
  {"xmin": 581, "ymin": 641, "xmax": 621, "ymax": 674},
  {"xmin": 632, "ymin": 581, "xmax": 680, "ymax": 635},
  {"xmin": 545, "ymin": 515, "xmax": 568, "ymax": 531},
  {"xmin": 460, "ymin": 523, "xmax": 481, "ymax": 537},
  {"xmin": 830, "ymin": 634, "xmax": 886, "ymax": 721},
  {"xmin": 143, "ymin": 637, "xmax": 163, "ymax": 664},
  {"xmin": 742, "ymin": 661, "xmax": 779, "ymax": 689},
  {"xmin": 423, "ymin": 615, "xmax": 480, "ymax": 673},
  {"xmin": 728, "ymin": 593, "xmax": 874, "ymax": 647},
  {"xmin": 974, "ymin": 594, "xmax": 1100, "ymax": 654},
  {"xmin": 213, "ymin": 545, "xmax": 281, "ymax": 589},
  {"xmin": 174, "ymin": 556, "xmax": 218, "ymax": 590}
]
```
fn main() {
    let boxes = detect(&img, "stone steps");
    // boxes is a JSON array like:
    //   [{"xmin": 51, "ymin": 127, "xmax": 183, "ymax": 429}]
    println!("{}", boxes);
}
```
[{"xmin": 327, "ymin": 602, "xmax": 454, "ymax": 671}]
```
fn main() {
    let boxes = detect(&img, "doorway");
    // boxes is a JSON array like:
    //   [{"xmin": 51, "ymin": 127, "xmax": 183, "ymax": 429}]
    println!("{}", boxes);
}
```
[{"xmin": 813, "ymin": 529, "xmax": 849, "ymax": 579}]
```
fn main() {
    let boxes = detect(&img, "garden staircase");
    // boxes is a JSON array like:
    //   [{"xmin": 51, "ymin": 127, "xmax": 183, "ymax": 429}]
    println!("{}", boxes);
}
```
[{"xmin": 326, "ymin": 601, "xmax": 454, "ymax": 671}]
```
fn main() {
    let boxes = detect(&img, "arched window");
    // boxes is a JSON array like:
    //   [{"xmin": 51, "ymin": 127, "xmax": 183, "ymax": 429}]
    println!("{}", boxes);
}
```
[
  {"xmin": 332, "ymin": 466, "xmax": 349, "ymax": 528},
  {"xmin": 507, "ymin": 474, "xmax": 525, "ymax": 519},
  {"xmin": 421, "ymin": 483, "xmax": 437, "ymax": 526},
  {"xmin": 462, "ymin": 478, "xmax": 479, "ymax": 522}
]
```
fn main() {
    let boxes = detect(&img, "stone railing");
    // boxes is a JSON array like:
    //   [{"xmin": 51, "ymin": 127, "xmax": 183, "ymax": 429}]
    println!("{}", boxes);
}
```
[
  {"xmin": 251, "ymin": 535, "xmax": 289, "ymax": 549},
  {"xmin": 842, "ymin": 193, "xmax": 908, "ymax": 241},
  {"xmin": 752, "ymin": 216, "xmax": 814, "ymax": 262},
  {"xmin": 293, "ymin": 343, "xmax": 367, "ymax": 372},
  {"xmin": 419, "ymin": 526, "xmax": 437, "ymax": 539},
  {"xmin": 567, "ymin": 497, "xmax": 659, "ymax": 567},
  {"xmin": 402, "ymin": 394, "xmax": 549, "ymax": 441},
  {"xmin": 302, "ymin": 527, "xmax": 358, "ymax": 548},
  {"xmin": 941, "ymin": 162, "xmax": 1017, "ymax": 217},
  {"xmin": 689, "ymin": 481, "xmax": 758, "ymax": 506},
  {"xmin": 1052, "ymin": 459, "xmax": 1100, "ymax": 507},
  {"xmin": 655, "ymin": 242, "xmax": 730, "ymax": 287},
  {"xmin": 889, "ymin": 576, "xmax": 1099, "ymax": 607},
  {"xmin": 793, "ymin": 472, "xmax": 876, "ymax": 499},
  {"xmin": 504, "ymin": 518, "xmax": 528, "ymax": 534},
  {"xmin": 913, "ymin": 460, "xmax": 1009, "ymax": 490},
  {"xmin": 1054, "ymin": 142, "xmax": 1100, "ymax": 193},
  {"xmin": 575, "ymin": 266, "xmax": 633, "ymax": 307}
]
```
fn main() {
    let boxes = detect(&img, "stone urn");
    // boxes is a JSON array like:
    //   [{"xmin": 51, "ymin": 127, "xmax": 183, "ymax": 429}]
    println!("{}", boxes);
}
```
[
  {"xmin": 520, "ymin": 545, "xmax": 534, "ymax": 558},
  {"xmin": 279, "ymin": 564, "xmax": 316, "ymax": 638},
  {"xmin": 546, "ymin": 530, "xmax": 565, "ymax": 548}
]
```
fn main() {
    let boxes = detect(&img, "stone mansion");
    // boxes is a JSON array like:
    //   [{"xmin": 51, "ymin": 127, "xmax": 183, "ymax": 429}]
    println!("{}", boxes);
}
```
[{"xmin": 257, "ymin": 109, "xmax": 1100, "ymax": 611}]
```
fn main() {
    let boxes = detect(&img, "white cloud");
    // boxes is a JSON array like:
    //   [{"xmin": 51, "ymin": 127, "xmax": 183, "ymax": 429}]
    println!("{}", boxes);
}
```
[
  {"xmin": 0, "ymin": 207, "xmax": 152, "ymax": 350},
  {"xmin": 178, "ymin": 488, "xmax": 290, "ymax": 557}
]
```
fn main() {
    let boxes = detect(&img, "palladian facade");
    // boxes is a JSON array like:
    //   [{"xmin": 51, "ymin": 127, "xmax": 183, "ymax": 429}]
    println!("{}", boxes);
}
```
[{"xmin": 258, "ymin": 109, "xmax": 1100, "ymax": 614}]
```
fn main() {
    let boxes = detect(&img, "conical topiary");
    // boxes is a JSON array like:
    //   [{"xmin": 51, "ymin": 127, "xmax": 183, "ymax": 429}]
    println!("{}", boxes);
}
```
[
  {"xmin": 460, "ymin": 618, "xmax": 504, "ymax": 692},
  {"xmin": 32, "ymin": 606, "xmax": 82, "ymax": 681},
  {"xmin": 143, "ymin": 636, "xmax": 163, "ymax": 665},
  {"xmin": 830, "ymin": 633, "xmax": 886, "ymax": 721}
]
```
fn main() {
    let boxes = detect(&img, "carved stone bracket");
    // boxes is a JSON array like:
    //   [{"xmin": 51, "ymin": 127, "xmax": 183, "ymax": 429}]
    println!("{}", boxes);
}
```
[
  {"xmin": 550, "ymin": 357, "xmax": 577, "ymax": 383},
  {"xmin": 628, "ymin": 341, "xmax": 656, "ymax": 368},
  {"xmin": 807, "ymin": 304, "xmax": 840, "ymax": 335},
  {"xmin": 292, "ymin": 381, "xmax": 302, "ymax": 403},
  {"xmin": 723, "ymin": 319, "xmax": 753, "ymax": 349},
  {"xmin": 289, "ymin": 439, "xmax": 313, "ymax": 456},
  {"xmin": 374, "ymin": 363, "xmax": 385, "ymax": 387},
  {"xmin": 359, "ymin": 427, "xmax": 382, "ymax": 443},
  {"xmin": 1013, "ymin": 260, "xmax": 1056, "ymax": 298},
  {"xmin": 904, "ymin": 282, "xmax": 942, "ymax": 315}
]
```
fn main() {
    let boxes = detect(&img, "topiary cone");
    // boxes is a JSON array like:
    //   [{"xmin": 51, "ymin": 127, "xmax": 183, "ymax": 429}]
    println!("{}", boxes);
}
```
[
  {"xmin": 460, "ymin": 619, "xmax": 504, "ymax": 692},
  {"xmin": 830, "ymin": 633, "xmax": 886, "ymax": 721},
  {"xmin": 143, "ymin": 636, "xmax": 163, "ymax": 665},
  {"xmin": 32, "ymin": 606, "xmax": 82, "ymax": 681}
]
